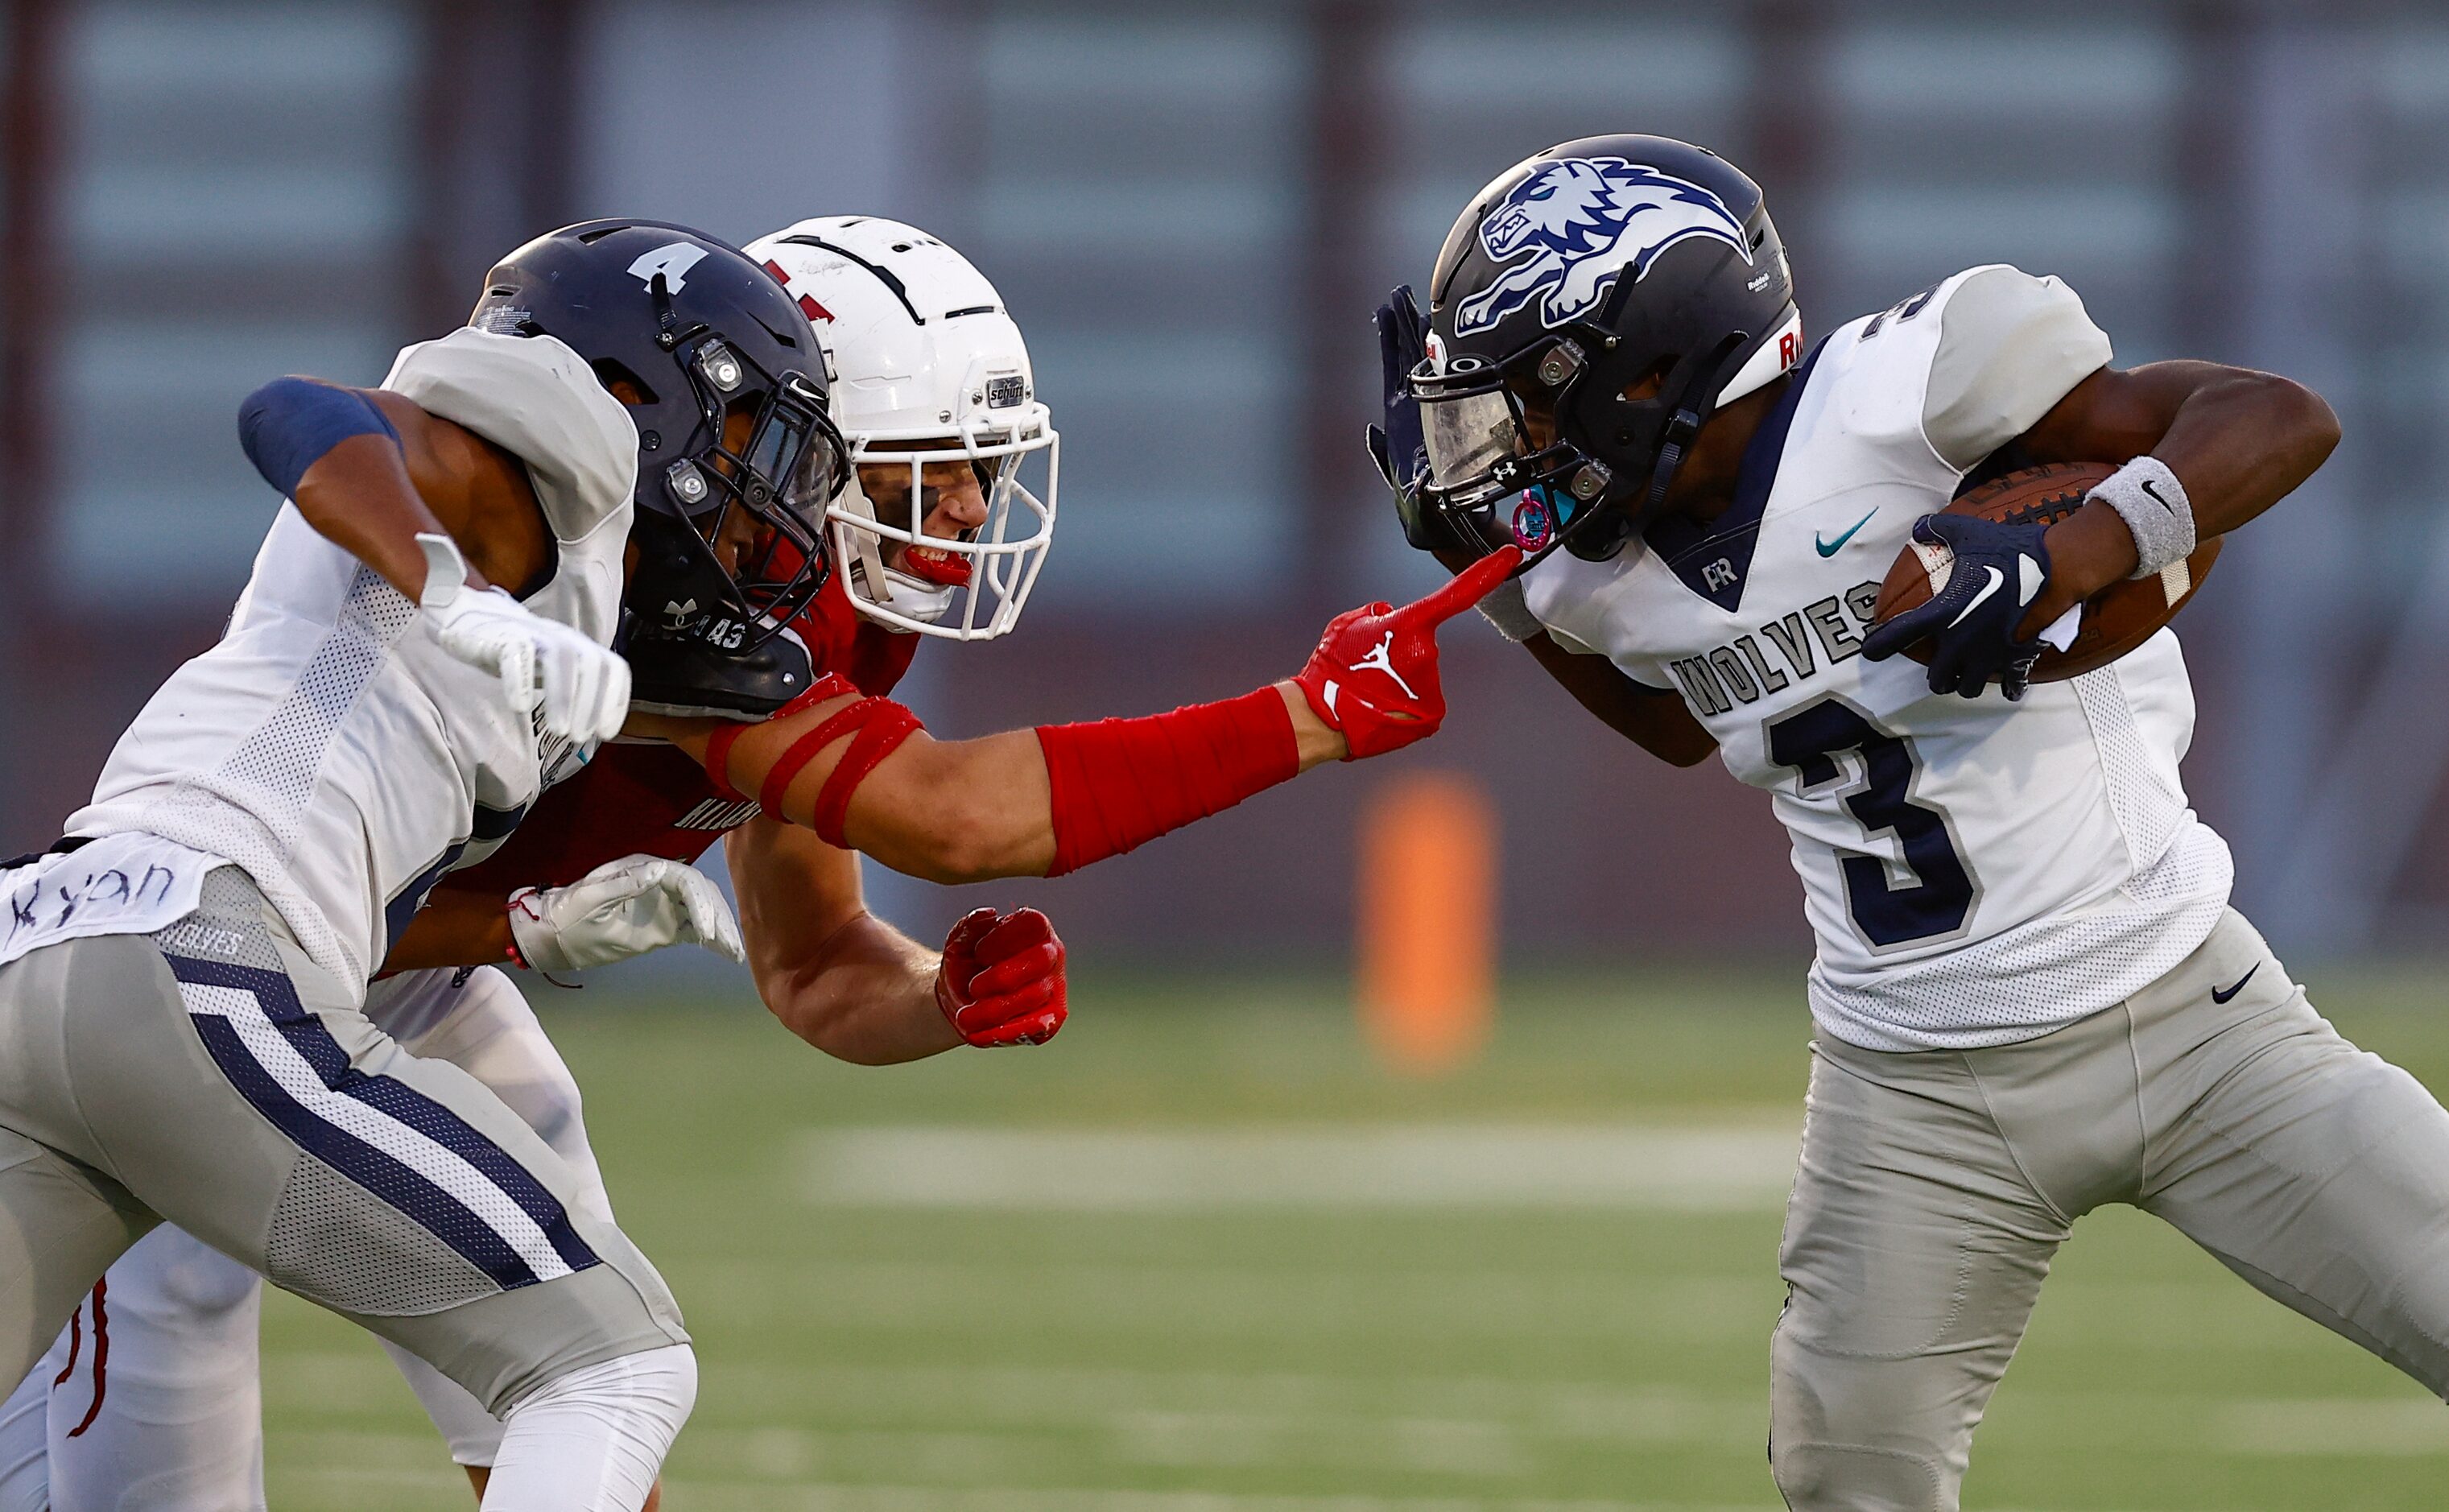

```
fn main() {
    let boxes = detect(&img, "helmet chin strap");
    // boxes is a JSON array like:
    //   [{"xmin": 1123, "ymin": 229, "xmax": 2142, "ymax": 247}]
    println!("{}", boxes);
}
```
[
  {"xmin": 1567, "ymin": 330, "xmax": 1750, "ymax": 562},
  {"xmin": 833, "ymin": 473, "xmax": 958, "ymax": 626}
]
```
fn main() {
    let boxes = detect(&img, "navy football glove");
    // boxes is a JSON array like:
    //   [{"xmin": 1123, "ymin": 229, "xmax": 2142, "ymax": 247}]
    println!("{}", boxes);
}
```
[
  {"xmin": 1861, "ymin": 513, "xmax": 2054, "ymax": 700},
  {"xmin": 1367, "ymin": 285, "xmax": 1454, "ymax": 552}
]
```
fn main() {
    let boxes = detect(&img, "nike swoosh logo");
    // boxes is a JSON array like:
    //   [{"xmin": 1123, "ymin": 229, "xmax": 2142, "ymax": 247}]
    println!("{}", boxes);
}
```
[
  {"xmin": 2141, "ymin": 479, "xmax": 2175, "ymax": 514},
  {"xmin": 2211, "ymin": 964, "xmax": 2260, "ymax": 1004},
  {"xmin": 1948, "ymin": 566, "xmax": 2005, "ymax": 627},
  {"xmin": 1815, "ymin": 510, "xmax": 1877, "ymax": 556}
]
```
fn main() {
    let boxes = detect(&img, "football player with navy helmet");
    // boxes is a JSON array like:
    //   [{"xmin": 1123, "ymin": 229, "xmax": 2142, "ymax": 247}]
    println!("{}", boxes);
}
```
[
  {"xmin": 0, "ymin": 218, "xmax": 754, "ymax": 1512},
  {"xmin": 0, "ymin": 217, "xmax": 1067, "ymax": 1512},
  {"xmin": 1385, "ymin": 134, "xmax": 2449, "ymax": 1510}
]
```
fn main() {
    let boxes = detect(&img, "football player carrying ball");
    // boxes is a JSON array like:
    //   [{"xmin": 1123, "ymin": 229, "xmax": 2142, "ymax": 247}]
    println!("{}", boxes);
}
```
[{"xmin": 1384, "ymin": 134, "xmax": 2449, "ymax": 1511}]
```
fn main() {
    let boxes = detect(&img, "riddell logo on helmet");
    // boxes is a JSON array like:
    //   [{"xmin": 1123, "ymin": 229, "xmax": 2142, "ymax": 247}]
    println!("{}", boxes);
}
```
[{"xmin": 1458, "ymin": 158, "xmax": 1750, "ymax": 336}]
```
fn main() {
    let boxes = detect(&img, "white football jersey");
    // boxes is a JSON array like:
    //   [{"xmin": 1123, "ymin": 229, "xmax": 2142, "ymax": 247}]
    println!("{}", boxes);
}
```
[
  {"xmin": 1524, "ymin": 266, "xmax": 2233, "ymax": 1051},
  {"xmin": 69, "ymin": 328, "xmax": 636, "ymax": 994}
]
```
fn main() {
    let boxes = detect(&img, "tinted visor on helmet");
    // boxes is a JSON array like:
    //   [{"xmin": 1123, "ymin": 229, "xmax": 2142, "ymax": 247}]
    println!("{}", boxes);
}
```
[
  {"xmin": 1410, "ymin": 353, "xmax": 1605, "ymax": 560},
  {"xmin": 661, "ymin": 344, "xmax": 849, "ymax": 638}
]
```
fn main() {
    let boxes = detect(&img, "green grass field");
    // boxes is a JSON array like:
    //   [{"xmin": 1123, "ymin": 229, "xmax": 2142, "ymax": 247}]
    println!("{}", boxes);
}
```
[{"xmin": 262, "ymin": 964, "xmax": 2449, "ymax": 1510}]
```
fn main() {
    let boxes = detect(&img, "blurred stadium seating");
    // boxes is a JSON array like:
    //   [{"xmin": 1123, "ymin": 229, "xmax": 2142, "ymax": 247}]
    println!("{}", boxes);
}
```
[{"xmin": 5, "ymin": 1, "xmax": 2447, "ymax": 966}]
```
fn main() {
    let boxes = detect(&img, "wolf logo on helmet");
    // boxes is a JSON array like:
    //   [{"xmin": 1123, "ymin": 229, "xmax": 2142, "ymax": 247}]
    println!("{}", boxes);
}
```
[{"xmin": 1456, "ymin": 158, "xmax": 1753, "ymax": 336}]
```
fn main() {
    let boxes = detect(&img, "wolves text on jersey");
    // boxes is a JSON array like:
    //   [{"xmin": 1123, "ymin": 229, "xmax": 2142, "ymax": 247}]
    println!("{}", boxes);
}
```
[{"xmin": 1663, "ymin": 579, "xmax": 1882, "ymax": 717}]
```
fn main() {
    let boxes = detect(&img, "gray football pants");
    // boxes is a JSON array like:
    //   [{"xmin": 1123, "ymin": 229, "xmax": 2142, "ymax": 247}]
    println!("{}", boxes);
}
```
[
  {"xmin": 1771, "ymin": 907, "xmax": 2449, "ymax": 1512},
  {"xmin": 0, "ymin": 867, "xmax": 685, "ymax": 1418}
]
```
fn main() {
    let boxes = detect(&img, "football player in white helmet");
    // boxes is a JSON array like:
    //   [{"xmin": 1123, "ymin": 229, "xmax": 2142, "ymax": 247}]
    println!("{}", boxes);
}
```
[{"xmin": 745, "ymin": 216, "xmax": 1057, "ymax": 642}]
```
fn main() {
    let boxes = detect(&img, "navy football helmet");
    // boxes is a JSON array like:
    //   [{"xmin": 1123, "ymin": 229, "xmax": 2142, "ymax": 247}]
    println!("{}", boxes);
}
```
[
  {"xmin": 1410, "ymin": 134, "xmax": 1802, "ymax": 564},
  {"xmin": 472, "ymin": 219, "xmax": 845, "ymax": 714}
]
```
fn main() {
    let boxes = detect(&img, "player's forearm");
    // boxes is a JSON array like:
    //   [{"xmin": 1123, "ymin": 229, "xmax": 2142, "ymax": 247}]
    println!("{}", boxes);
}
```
[
  {"xmin": 650, "ymin": 682, "xmax": 1339, "ymax": 886},
  {"xmin": 240, "ymin": 377, "xmax": 477, "ymax": 601},
  {"xmin": 1520, "ymin": 634, "xmax": 1716, "ymax": 767},
  {"xmin": 2026, "ymin": 361, "xmax": 2340, "ymax": 614},
  {"xmin": 379, "ymin": 884, "xmax": 514, "ymax": 972},
  {"xmin": 294, "ymin": 434, "xmax": 477, "ymax": 600},
  {"xmin": 754, "ymin": 910, "xmax": 957, "ymax": 1064},
  {"xmin": 845, "ymin": 684, "xmax": 1339, "ymax": 882}
]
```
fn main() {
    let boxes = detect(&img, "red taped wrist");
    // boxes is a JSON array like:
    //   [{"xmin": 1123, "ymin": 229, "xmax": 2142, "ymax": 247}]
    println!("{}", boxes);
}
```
[{"xmin": 1034, "ymin": 686, "xmax": 1299, "ymax": 878}]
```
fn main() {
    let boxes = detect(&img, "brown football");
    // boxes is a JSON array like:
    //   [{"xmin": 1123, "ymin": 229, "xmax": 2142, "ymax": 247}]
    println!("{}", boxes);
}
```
[{"xmin": 1870, "ymin": 461, "xmax": 2220, "ymax": 684}]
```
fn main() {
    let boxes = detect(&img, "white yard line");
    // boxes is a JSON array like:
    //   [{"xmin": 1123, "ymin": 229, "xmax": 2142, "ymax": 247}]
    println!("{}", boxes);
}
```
[
  {"xmin": 2216, "ymin": 1398, "xmax": 2449, "ymax": 1455},
  {"xmin": 798, "ymin": 1123, "xmax": 1802, "ymax": 1212}
]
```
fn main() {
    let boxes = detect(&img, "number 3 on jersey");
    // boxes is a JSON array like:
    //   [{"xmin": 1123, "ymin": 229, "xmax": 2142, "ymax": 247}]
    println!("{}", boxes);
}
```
[{"xmin": 1767, "ymin": 698, "xmax": 1976, "ymax": 947}]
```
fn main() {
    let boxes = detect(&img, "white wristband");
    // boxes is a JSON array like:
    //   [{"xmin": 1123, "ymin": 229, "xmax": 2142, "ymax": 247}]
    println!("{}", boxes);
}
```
[
  {"xmin": 2088, "ymin": 456, "xmax": 2196, "ymax": 580},
  {"xmin": 1475, "ymin": 576, "xmax": 1543, "ymax": 642}
]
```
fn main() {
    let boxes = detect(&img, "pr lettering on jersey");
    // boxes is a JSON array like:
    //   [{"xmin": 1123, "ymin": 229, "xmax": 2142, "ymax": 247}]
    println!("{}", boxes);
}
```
[{"xmin": 1667, "ymin": 580, "xmax": 1881, "ymax": 717}]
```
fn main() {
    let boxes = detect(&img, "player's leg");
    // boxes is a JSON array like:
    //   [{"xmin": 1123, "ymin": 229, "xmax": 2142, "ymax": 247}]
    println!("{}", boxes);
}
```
[
  {"xmin": 375, "ymin": 965, "xmax": 617, "ymax": 1486},
  {"xmin": 0, "ymin": 1328, "xmax": 68, "ymax": 1512},
  {"xmin": 37, "ymin": 870, "xmax": 691, "ymax": 1510},
  {"xmin": 2135, "ymin": 909, "xmax": 2449, "ymax": 1394},
  {"xmin": 0, "ymin": 941, "xmax": 163, "ymax": 1399},
  {"xmin": 39, "ymin": 1228, "xmax": 266, "ymax": 1512},
  {"xmin": 1770, "ymin": 1033, "xmax": 2074, "ymax": 1512}
]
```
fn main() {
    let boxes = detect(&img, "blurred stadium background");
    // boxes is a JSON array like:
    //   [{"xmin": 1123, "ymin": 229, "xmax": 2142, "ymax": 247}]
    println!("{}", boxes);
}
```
[{"xmin": 4, "ymin": 2, "xmax": 2448, "ymax": 1506}]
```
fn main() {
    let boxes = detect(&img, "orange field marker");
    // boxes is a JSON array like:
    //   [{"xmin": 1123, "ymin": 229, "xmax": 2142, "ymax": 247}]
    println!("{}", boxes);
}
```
[{"xmin": 1357, "ymin": 770, "xmax": 1497, "ymax": 1075}]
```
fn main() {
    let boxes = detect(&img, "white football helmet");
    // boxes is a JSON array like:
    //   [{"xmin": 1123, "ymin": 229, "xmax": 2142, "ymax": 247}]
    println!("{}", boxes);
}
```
[{"xmin": 743, "ymin": 217, "xmax": 1057, "ymax": 640}]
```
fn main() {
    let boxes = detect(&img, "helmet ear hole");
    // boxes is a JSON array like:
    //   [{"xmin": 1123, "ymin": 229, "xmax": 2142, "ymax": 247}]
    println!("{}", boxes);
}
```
[
  {"xmin": 1620, "ymin": 357, "xmax": 1675, "ymax": 405},
  {"xmin": 591, "ymin": 359, "xmax": 659, "ymax": 406}
]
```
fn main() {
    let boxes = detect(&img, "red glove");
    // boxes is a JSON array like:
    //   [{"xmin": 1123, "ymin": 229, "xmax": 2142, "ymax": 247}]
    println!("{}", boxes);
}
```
[
  {"xmin": 935, "ymin": 907, "xmax": 1067, "ymax": 1047},
  {"xmin": 1291, "ymin": 547, "xmax": 1522, "ymax": 758}
]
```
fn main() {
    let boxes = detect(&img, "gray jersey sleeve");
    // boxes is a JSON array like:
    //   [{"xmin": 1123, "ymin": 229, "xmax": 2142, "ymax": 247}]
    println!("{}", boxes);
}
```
[
  {"xmin": 383, "ymin": 328, "xmax": 638, "ymax": 547},
  {"xmin": 1921, "ymin": 266, "xmax": 2112, "ymax": 472}
]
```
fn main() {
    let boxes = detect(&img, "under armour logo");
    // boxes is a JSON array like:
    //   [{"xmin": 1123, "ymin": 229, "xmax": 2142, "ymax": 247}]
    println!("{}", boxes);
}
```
[{"xmin": 1350, "ymin": 632, "xmax": 1419, "ymax": 700}]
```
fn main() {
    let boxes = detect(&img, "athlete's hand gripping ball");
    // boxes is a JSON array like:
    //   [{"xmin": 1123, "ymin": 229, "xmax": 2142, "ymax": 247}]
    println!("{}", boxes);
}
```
[
  {"xmin": 1292, "ymin": 546, "xmax": 1522, "ymax": 758},
  {"xmin": 506, "ymin": 854, "xmax": 745, "ymax": 974},
  {"xmin": 936, "ymin": 907, "xmax": 1068, "ymax": 1047},
  {"xmin": 1861, "ymin": 514, "xmax": 2055, "ymax": 700},
  {"xmin": 416, "ymin": 532, "xmax": 630, "ymax": 744}
]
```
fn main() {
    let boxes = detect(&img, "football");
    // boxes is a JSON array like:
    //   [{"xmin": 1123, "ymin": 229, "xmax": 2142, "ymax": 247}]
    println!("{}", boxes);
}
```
[{"xmin": 1870, "ymin": 461, "xmax": 2222, "ymax": 683}]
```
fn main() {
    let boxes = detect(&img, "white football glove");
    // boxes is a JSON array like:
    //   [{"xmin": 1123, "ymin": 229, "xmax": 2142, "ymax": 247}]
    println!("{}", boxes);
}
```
[
  {"xmin": 416, "ymin": 533, "xmax": 630, "ymax": 746},
  {"xmin": 506, "ymin": 855, "xmax": 745, "ymax": 974}
]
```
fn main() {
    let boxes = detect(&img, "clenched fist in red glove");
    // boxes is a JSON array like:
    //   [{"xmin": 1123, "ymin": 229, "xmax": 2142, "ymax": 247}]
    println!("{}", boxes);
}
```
[
  {"xmin": 936, "ymin": 907, "xmax": 1068, "ymax": 1047},
  {"xmin": 1291, "ymin": 546, "xmax": 1522, "ymax": 758}
]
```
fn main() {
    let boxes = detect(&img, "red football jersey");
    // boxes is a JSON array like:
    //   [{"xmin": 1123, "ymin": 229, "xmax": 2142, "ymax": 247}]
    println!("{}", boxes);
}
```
[{"xmin": 452, "ymin": 571, "xmax": 917, "ymax": 893}]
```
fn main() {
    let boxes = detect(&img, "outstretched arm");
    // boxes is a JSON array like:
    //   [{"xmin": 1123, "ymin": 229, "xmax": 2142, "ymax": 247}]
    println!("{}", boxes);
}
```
[{"xmin": 630, "ymin": 551, "xmax": 1518, "ymax": 885}]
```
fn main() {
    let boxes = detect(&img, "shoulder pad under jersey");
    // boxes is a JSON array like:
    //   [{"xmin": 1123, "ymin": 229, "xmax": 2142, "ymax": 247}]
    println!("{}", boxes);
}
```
[
  {"xmin": 381, "ymin": 328, "xmax": 638, "ymax": 551},
  {"xmin": 1918, "ymin": 265, "xmax": 2112, "ymax": 472}
]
